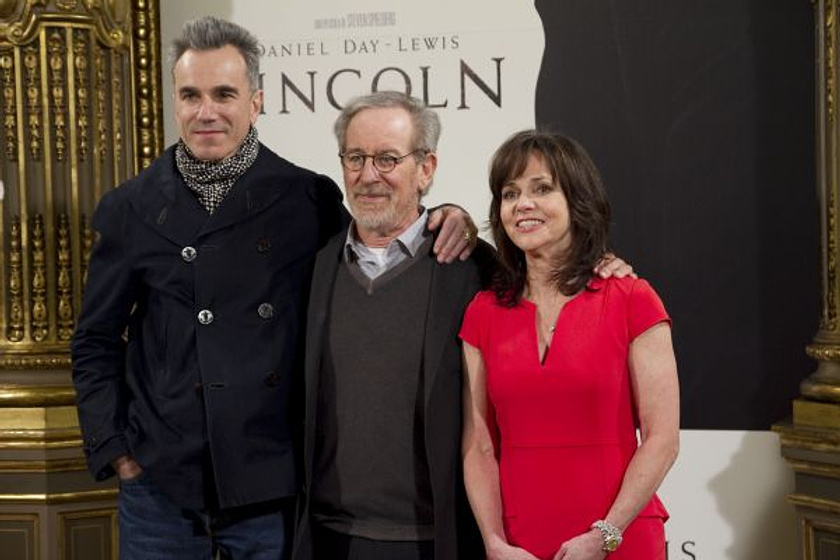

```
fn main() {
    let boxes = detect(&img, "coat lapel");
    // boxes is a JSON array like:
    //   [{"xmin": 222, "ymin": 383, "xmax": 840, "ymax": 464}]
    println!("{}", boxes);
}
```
[
  {"xmin": 423, "ymin": 256, "xmax": 466, "ymax": 407},
  {"xmin": 131, "ymin": 148, "xmax": 208, "ymax": 246},
  {"xmin": 198, "ymin": 146, "xmax": 293, "ymax": 238},
  {"xmin": 303, "ymin": 232, "xmax": 345, "ymax": 478}
]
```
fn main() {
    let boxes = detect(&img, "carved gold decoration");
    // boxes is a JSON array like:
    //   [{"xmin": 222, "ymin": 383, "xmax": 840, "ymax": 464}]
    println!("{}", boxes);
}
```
[
  {"xmin": 81, "ymin": 214, "xmax": 92, "ymax": 286},
  {"xmin": 56, "ymin": 0, "xmax": 78, "ymax": 11},
  {"xmin": 806, "ymin": 343, "xmax": 840, "ymax": 361},
  {"xmin": 1, "ymin": 54, "xmax": 16, "ymax": 162},
  {"xmin": 7, "ymin": 217, "xmax": 24, "ymax": 343},
  {"xmin": 57, "ymin": 214, "xmax": 73, "ymax": 341},
  {"xmin": 94, "ymin": 44, "xmax": 108, "ymax": 163},
  {"xmin": 827, "ymin": 1, "xmax": 835, "ymax": 124},
  {"xmin": 132, "ymin": 0, "xmax": 162, "ymax": 170},
  {"xmin": 74, "ymin": 29, "xmax": 90, "ymax": 161},
  {"xmin": 23, "ymin": 45, "xmax": 41, "ymax": 161},
  {"xmin": 30, "ymin": 215, "xmax": 47, "ymax": 342},
  {"xmin": 0, "ymin": 0, "xmax": 16, "ymax": 19},
  {"xmin": 48, "ymin": 28, "xmax": 67, "ymax": 162},
  {"xmin": 0, "ymin": 354, "xmax": 71, "ymax": 369},
  {"xmin": 111, "ymin": 49, "xmax": 122, "ymax": 168}
]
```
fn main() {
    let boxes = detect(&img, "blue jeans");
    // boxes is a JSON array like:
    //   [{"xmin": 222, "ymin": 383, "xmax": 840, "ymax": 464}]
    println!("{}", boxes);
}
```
[{"xmin": 118, "ymin": 473, "xmax": 292, "ymax": 560}]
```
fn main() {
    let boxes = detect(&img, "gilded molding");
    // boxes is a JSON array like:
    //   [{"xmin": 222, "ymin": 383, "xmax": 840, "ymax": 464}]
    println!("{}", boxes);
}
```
[
  {"xmin": 0, "ymin": 512, "xmax": 39, "ymax": 559},
  {"xmin": 0, "ymin": 405, "xmax": 79, "ymax": 431},
  {"xmin": 0, "ymin": 353, "xmax": 71, "ymax": 369},
  {"xmin": 7, "ymin": 216, "xmax": 24, "ymax": 343},
  {"xmin": 774, "ymin": 421, "xmax": 840, "ymax": 453},
  {"xmin": 806, "ymin": 343, "xmax": 840, "ymax": 360},
  {"xmin": 1, "ymin": 53, "xmax": 16, "ymax": 161},
  {"xmin": 789, "ymin": 493, "xmax": 840, "ymax": 514},
  {"xmin": 0, "ymin": 487, "xmax": 117, "ymax": 504},
  {"xmin": 58, "ymin": 507, "xmax": 118, "ymax": 560},
  {"xmin": 0, "ymin": 430, "xmax": 81, "ymax": 449},
  {"xmin": 0, "ymin": 456, "xmax": 87, "ymax": 472},
  {"xmin": 30, "ymin": 214, "xmax": 47, "ymax": 342},
  {"xmin": 0, "ymin": 384, "xmax": 76, "ymax": 406},
  {"xmin": 784, "ymin": 458, "xmax": 840, "ymax": 479},
  {"xmin": 803, "ymin": 516, "xmax": 840, "ymax": 560}
]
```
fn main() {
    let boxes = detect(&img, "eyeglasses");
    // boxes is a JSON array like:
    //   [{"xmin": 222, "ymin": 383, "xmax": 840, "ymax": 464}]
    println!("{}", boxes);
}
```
[{"xmin": 338, "ymin": 148, "xmax": 428, "ymax": 173}]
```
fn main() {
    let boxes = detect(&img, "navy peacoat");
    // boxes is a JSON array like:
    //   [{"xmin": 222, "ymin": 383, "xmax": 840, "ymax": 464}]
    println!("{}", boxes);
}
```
[{"xmin": 71, "ymin": 143, "xmax": 350, "ymax": 510}]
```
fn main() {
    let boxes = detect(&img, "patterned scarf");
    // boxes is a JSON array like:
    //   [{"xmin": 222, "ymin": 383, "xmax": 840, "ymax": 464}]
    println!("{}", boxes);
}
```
[{"xmin": 175, "ymin": 126, "xmax": 260, "ymax": 214}]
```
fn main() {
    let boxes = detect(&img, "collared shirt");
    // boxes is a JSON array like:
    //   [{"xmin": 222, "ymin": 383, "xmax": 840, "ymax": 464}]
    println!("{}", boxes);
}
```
[{"xmin": 344, "ymin": 208, "xmax": 429, "ymax": 280}]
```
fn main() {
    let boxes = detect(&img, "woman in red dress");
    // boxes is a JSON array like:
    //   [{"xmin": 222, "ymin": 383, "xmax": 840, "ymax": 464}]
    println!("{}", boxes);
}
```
[{"xmin": 460, "ymin": 131, "xmax": 679, "ymax": 560}]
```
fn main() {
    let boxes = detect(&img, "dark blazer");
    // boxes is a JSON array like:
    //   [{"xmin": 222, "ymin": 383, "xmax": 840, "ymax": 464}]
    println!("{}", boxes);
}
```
[
  {"xmin": 293, "ymin": 228, "xmax": 491, "ymax": 560},
  {"xmin": 71, "ymin": 144, "xmax": 350, "ymax": 510}
]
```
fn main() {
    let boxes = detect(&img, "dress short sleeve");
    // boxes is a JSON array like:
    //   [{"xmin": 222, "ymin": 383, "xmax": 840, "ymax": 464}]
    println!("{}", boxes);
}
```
[
  {"xmin": 459, "ymin": 290, "xmax": 495, "ymax": 350},
  {"xmin": 627, "ymin": 278, "xmax": 671, "ymax": 341}
]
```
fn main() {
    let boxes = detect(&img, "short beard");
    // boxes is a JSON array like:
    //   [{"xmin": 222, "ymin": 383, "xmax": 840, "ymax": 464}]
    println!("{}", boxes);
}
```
[{"xmin": 349, "ymin": 191, "xmax": 419, "ymax": 236}]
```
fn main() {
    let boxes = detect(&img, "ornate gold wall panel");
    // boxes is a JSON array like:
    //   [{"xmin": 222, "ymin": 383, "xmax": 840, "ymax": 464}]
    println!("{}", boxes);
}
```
[{"xmin": 0, "ymin": 0, "xmax": 162, "ymax": 370}]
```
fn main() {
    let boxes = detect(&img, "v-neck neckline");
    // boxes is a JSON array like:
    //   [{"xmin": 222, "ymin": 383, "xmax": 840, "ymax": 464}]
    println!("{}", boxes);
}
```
[{"xmin": 521, "ymin": 292, "xmax": 583, "ymax": 367}]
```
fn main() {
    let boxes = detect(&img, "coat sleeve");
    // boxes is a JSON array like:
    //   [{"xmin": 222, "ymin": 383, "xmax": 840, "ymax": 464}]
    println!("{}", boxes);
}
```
[{"xmin": 71, "ymin": 190, "xmax": 137, "ymax": 481}]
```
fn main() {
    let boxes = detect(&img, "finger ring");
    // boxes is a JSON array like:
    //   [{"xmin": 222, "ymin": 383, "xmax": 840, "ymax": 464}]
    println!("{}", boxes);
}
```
[{"xmin": 463, "ymin": 229, "xmax": 472, "ymax": 242}]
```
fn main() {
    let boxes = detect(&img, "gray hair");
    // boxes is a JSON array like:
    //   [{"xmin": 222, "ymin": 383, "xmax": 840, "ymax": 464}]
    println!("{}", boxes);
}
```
[
  {"xmin": 334, "ymin": 91, "xmax": 442, "ymax": 155},
  {"xmin": 170, "ymin": 16, "xmax": 261, "ymax": 92}
]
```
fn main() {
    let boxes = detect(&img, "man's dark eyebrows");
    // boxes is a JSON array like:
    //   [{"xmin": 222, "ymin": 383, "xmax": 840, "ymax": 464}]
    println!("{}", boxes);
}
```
[
  {"xmin": 213, "ymin": 84, "xmax": 240, "ymax": 95},
  {"xmin": 178, "ymin": 85, "xmax": 199, "ymax": 95}
]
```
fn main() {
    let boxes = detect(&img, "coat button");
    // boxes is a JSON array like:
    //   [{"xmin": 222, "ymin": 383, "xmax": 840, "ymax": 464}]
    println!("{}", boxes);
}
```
[
  {"xmin": 197, "ymin": 309, "xmax": 214, "ymax": 325},
  {"xmin": 256, "ymin": 236, "xmax": 271, "ymax": 253},
  {"xmin": 181, "ymin": 246, "xmax": 197, "ymax": 262},
  {"xmin": 264, "ymin": 371, "xmax": 281, "ymax": 387},
  {"xmin": 257, "ymin": 303, "xmax": 274, "ymax": 319}
]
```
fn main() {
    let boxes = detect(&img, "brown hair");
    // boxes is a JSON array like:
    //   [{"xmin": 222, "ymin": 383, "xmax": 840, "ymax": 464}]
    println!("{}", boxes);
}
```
[{"xmin": 488, "ymin": 130, "xmax": 611, "ymax": 306}]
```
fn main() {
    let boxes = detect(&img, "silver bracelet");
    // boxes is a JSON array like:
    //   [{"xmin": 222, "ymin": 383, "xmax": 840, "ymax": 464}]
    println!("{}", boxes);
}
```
[{"xmin": 590, "ymin": 519, "xmax": 623, "ymax": 553}]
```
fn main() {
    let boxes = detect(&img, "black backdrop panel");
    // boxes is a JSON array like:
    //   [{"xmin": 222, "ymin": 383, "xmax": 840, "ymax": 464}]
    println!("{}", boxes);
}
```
[{"xmin": 534, "ymin": 0, "xmax": 818, "ymax": 429}]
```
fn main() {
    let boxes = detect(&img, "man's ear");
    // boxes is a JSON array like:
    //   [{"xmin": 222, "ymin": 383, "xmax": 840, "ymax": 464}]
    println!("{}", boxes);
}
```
[
  {"xmin": 250, "ymin": 90, "xmax": 264, "ymax": 124},
  {"xmin": 419, "ymin": 151, "xmax": 438, "ymax": 195}
]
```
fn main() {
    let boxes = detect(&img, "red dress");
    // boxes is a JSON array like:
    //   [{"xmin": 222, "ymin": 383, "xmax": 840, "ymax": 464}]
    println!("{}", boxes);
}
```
[{"xmin": 459, "ymin": 277, "xmax": 670, "ymax": 560}]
